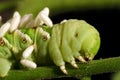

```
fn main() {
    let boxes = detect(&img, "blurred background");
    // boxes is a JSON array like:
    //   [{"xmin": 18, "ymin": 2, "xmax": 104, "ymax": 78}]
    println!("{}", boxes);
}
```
[{"xmin": 0, "ymin": 0, "xmax": 120, "ymax": 80}]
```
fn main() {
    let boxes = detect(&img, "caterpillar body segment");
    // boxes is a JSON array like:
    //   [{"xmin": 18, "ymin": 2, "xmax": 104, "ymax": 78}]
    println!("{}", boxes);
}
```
[
  {"xmin": 0, "ymin": 7, "xmax": 100, "ymax": 77},
  {"xmin": 0, "ymin": 58, "xmax": 12, "ymax": 77},
  {"xmin": 34, "ymin": 27, "xmax": 52, "ymax": 65},
  {"xmin": 4, "ymin": 30, "xmax": 33, "ymax": 54},
  {"xmin": 20, "ymin": 27, "xmax": 52, "ymax": 66},
  {"xmin": 49, "ymin": 19, "xmax": 100, "ymax": 74},
  {"xmin": 0, "ymin": 38, "xmax": 13, "ymax": 77},
  {"xmin": 0, "ymin": 27, "xmax": 51, "ymax": 77},
  {"xmin": 0, "ymin": 7, "xmax": 54, "ymax": 77}
]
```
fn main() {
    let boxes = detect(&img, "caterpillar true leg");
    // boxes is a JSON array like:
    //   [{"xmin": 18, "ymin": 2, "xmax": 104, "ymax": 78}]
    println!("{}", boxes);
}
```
[
  {"xmin": 77, "ymin": 56, "xmax": 87, "ymax": 63},
  {"xmin": 70, "ymin": 35, "xmax": 87, "ymax": 63},
  {"xmin": 70, "ymin": 60, "xmax": 78, "ymax": 68},
  {"xmin": 60, "ymin": 65, "xmax": 68, "ymax": 74},
  {"xmin": 61, "ymin": 39, "xmax": 78, "ymax": 68}
]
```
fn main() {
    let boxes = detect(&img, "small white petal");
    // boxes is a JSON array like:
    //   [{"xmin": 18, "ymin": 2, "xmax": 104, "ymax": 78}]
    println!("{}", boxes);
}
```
[
  {"xmin": 22, "ymin": 45, "xmax": 34, "ymax": 58},
  {"xmin": 34, "ymin": 15, "xmax": 44, "ymax": 27},
  {"xmin": 40, "ymin": 14, "xmax": 53, "ymax": 27},
  {"xmin": 20, "ymin": 59, "xmax": 37, "ymax": 68},
  {"xmin": 34, "ymin": 7, "xmax": 52, "ymax": 27},
  {"xmin": 34, "ymin": 9, "xmax": 45, "ymax": 26},
  {"xmin": 19, "ymin": 14, "xmax": 33, "ymax": 28},
  {"xmin": 40, "ymin": 7, "xmax": 49, "ymax": 16},
  {"xmin": 9, "ymin": 11, "xmax": 21, "ymax": 33},
  {"xmin": 39, "ymin": 28, "xmax": 50, "ymax": 39},
  {"xmin": 0, "ymin": 22, "xmax": 10, "ymax": 38},
  {"xmin": 60, "ymin": 65, "xmax": 68, "ymax": 74},
  {"xmin": 26, "ymin": 20, "xmax": 34, "ymax": 28},
  {"xmin": 13, "ymin": 11, "xmax": 20, "ymax": 18}
]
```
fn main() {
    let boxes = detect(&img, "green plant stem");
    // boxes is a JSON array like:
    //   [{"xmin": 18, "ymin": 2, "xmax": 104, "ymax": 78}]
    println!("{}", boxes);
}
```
[
  {"xmin": 1, "ymin": 57, "xmax": 120, "ymax": 80},
  {"xmin": 81, "ymin": 76, "xmax": 91, "ymax": 80}
]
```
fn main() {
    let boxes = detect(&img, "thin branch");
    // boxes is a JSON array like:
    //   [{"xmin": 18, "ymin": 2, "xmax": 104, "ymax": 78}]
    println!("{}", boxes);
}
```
[{"xmin": 1, "ymin": 57, "xmax": 120, "ymax": 80}]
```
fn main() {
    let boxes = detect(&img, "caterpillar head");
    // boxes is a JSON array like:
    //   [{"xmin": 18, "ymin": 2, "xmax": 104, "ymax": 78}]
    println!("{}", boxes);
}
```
[
  {"xmin": 64, "ymin": 19, "xmax": 100, "ymax": 61},
  {"xmin": 75, "ymin": 20, "xmax": 100, "ymax": 61}
]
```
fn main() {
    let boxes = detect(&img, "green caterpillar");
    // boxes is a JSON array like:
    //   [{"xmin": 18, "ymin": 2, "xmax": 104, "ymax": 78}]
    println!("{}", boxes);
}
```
[{"xmin": 0, "ymin": 7, "xmax": 100, "ymax": 77}]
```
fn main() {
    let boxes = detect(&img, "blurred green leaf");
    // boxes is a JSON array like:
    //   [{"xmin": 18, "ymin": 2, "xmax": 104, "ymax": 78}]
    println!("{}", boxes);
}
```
[
  {"xmin": 0, "ymin": 1, "xmax": 17, "ymax": 12},
  {"xmin": 17, "ymin": 0, "xmax": 120, "ymax": 16}
]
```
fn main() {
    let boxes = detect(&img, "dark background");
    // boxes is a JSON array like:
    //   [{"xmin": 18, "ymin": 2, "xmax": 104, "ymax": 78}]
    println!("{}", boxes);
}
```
[
  {"xmin": 0, "ymin": 6, "xmax": 120, "ymax": 80},
  {"xmin": 52, "ymin": 8, "xmax": 120, "ymax": 59}
]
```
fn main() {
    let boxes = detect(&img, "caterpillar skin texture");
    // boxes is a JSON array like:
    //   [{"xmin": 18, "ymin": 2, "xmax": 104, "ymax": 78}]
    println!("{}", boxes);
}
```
[
  {"xmin": 49, "ymin": 19, "xmax": 100, "ymax": 69},
  {"xmin": 0, "ymin": 19, "xmax": 100, "ymax": 77}
]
